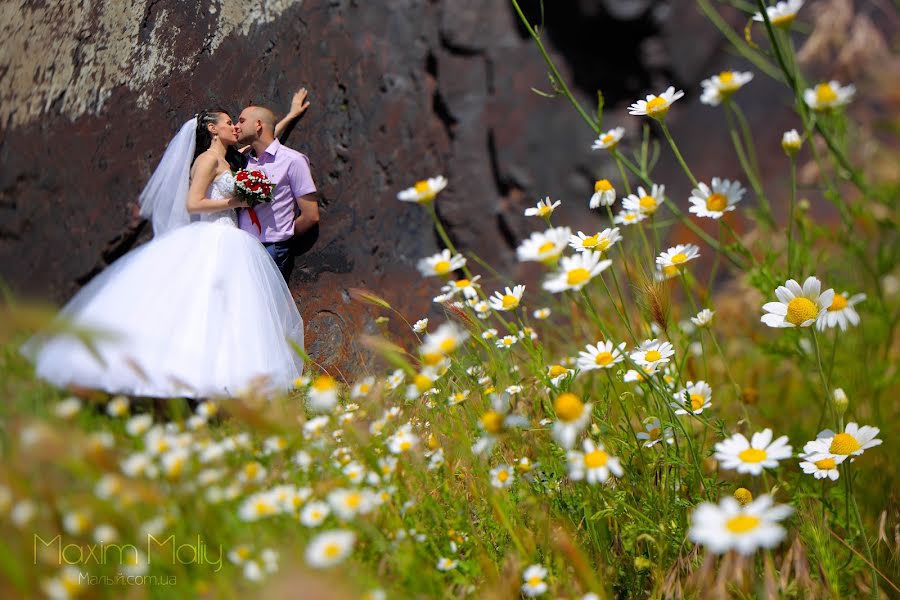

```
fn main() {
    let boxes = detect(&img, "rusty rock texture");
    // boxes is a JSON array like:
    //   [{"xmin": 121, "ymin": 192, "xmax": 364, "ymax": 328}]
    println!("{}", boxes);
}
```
[{"xmin": 0, "ymin": 0, "xmax": 773, "ymax": 374}]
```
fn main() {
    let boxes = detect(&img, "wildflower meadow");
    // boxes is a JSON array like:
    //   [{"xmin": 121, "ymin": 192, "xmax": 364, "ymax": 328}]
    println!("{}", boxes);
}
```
[{"xmin": 1, "ymin": 1, "xmax": 897, "ymax": 598}]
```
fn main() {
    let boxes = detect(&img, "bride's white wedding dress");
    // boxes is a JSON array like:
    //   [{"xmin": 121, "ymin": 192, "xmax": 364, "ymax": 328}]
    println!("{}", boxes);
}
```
[{"xmin": 22, "ymin": 171, "xmax": 305, "ymax": 398}]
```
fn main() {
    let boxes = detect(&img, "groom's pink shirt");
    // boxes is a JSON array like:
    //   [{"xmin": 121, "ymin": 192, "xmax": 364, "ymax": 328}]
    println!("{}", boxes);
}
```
[{"xmin": 238, "ymin": 139, "xmax": 317, "ymax": 243}]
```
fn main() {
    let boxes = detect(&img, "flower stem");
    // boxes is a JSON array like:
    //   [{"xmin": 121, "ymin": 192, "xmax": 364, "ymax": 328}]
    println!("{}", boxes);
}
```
[{"xmin": 659, "ymin": 121, "xmax": 699, "ymax": 188}]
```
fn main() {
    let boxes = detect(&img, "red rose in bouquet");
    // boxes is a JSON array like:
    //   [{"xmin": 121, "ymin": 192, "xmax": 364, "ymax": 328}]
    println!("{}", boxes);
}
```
[{"xmin": 234, "ymin": 169, "xmax": 275, "ymax": 233}]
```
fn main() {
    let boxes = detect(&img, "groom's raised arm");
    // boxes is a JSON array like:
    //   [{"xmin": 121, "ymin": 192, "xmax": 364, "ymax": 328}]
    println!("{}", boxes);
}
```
[{"xmin": 275, "ymin": 88, "xmax": 310, "ymax": 142}]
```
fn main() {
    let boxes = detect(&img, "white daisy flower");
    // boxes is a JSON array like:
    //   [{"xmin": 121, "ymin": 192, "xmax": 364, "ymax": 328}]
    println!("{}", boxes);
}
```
[
  {"xmin": 688, "ymin": 179, "xmax": 745, "ymax": 219},
  {"xmin": 386, "ymin": 369, "xmax": 406, "ymax": 390},
  {"xmin": 577, "ymin": 340, "xmax": 627, "ymax": 371},
  {"xmin": 387, "ymin": 426, "xmax": 419, "ymax": 454},
  {"xmin": 567, "ymin": 439, "xmax": 624, "ymax": 484},
  {"xmin": 804, "ymin": 80, "xmax": 855, "ymax": 111},
  {"xmin": 691, "ymin": 308, "xmax": 715, "ymax": 328},
  {"xmin": 490, "ymin": 464, "xmax": 515, "ymax": 488},
  {"xmin": 591, "ymin": 127, "xmax": 625, "ymax": 151},
  {"xmin": 532, "ymin": 307, "xmax": 551, "ymax": 320},
  {"xmin": 417, "ymin": 249, "xmax": 467, "ymax": 277},
  {"xmin": 54, "ymin": 397, "xmax": 82, "ymax": 419},
  {"xmin": 622, "ymin": 184, "xmax": 665, "ymax": 216},
  {"xmin": 657, "ymin": 244, "xmax": 700, "ymax": 270},
  {"xmin": 569, "ymin": 228, "xmax": 622, "ymax": 253},
  {"xmin": 546, "ymin": 364, "xmax": 575, "ymax": 386},
  {"xmin": 782, "ymin": 129, "xmax": 802, "ymax": 155},
  {"xmin": 816, "ymin": 291, "xmax": 865, "ymax": 331},
  {"xmin": 472, "ymin": 394, "xmax": 529, "ymax": 454},
  {"xmin": 412, "ymin": 318, "xmax": 428, "ymax": 334},
  {"xmin": 700, "ymin": 71, "xmax": 754, "ymax": 106},
  {"xmin": 802, "ymin": 422, "xmax": 882, "ymax": 464},
  {"xmin": 543, "ymin": 251, "xmax": 612, "ymax": 293},
  {"xmin": 524, "ymin": 197, "xmax": 561, "ymax": 218},
  {"xmin": 488, "ymin": 285, "xmax": 526, "ymax": 311},
  {"xmin": 521, "ymin": 564, "xmax": 549, "ymax": 597},
  {"xmin": 516, "ymin": 227, "xmax": 572, "ymax": 264},
  {"xmin": 689, "ymin": 494, "xmax": 793, "ymax": 555},
  {"xmin": 397, "ymin": 176, "xmax": 448, "ymax": 203},
  {"xmin": 714, "ymin": 429, "xmax": 793, "ymax": 475},
  {"xmin": 106, "ymin": 395, "xmax": 129, "ymax": 418},
  {"xmin": 305, "ymin": 530, "xmax": 355, "ymax": 568},
  {"xmin": 761, "ymin": 276, "xmax": 835, "ymax": 328},
  {"xmin": 798, "ymin": 453, "xmax": 840, "ymax": 481},
  {"xmin": 481, "ymin": 328, "xmax": 498, "ymax": 340},
  {"xmin": 436, "ymin": 557, "xmax": 458, "ymax": 571},
  {"xmin": 753, "ymin": 0, "xmax": 803, "ymax": 28},
  {"xmin": 590, "ymin": 179, "xmax": 616, "ymax": 208},
  {"xmin": 308, "ymin": 375, "xmax": 339, "ymax": 413},
  {"xmin": 421, "ymin": 321, "xmax": 470, "ymax": 358},
  {"xmin": 351, "ymin": 377, "xmax": 375, "ymax": 399},
  {"xmin": 613, "ymin": 209, "xmax": 647, "ymax": 226},
  {"xmin": 327, "ymin": 488, "xmax": 376, "ymax": 520},
  {"xmin": 440, "ymin": 275, "xmax": 482, "ymax": 299},
  {"xmin": 636, "ymin": 418, "xmax": 675, "ymax": 448},
  {"xmin": 628, "ymin": 86, "xmax": 685, "ymax": 119},
  {"xmin": 495, "ymin": 335, "xmax": 518, "ymax": 349},
  {"xmin": 671, "ymin": 380, "xmax": 712, "ymax": 415},
  {"xmin": 630, "ymin": 339, "xmax": 674, "ymax": 369},
  {"xmin": 551, "ymin": 393, "xmax": 592, "ymax": 449}
]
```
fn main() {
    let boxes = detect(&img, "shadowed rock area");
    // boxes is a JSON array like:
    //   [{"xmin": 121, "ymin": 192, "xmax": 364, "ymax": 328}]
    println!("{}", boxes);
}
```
[{"xmin": 0, "ymin": 0, "xmax": 781, "ymax": 374}]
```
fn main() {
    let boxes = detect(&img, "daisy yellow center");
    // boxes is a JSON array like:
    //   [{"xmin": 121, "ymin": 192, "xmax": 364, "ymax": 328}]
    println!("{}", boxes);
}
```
[
  {"xmin": 439, "ymin": 338, "xmax": 457, "ymax": 353},
  {"xmin": 549, "ymin": 365, "xmax": 568, "ymax": 377},
  {"xmin": 725, "ymin": 514, "xmax": 761, "ymax": 534},
  {"xmin": 527, "ymin": 576, "xmax": 543, "ymax": 587},
  {"xmin": 786, "ymin": 297, "xmax": 818, "ymax": 325},
  {"xmin": 689, "ymin": 394, "xmax": 705, "ymax": 410},
  {"xmin": 584, "ymin": 449, "xmax": 609, "ymax": 468},
  {"xmin": 414, "ymin": 180, "xmax": 431, "ymax": 193},
  {"xmin": 324, "ymin": 543, "xmax": 341, "ymax": 558},
  {"xmin": 595, "ymin": 351, "xmax": 614, "ymax": 366},
  {"xmin": 537, "ymin": 241, "xmax": 556, "ymax": 255},
  {"xmin": 313, "ymin": 375, "xmax": 336, "ymax": 391},
  {"xmin": 645, "ymin": 96, "xmax": 668, "ymax": 115},
  {"xmin": 422, "ymin": 351, "xmax": 443, "ymax": 365},
  {"xmin": 497, "ymin": 470, "xmax": 509, "ymax": 482},
  {"xmin": 414, "ymin": 374, "xmax": 433, "ymax": 391},
  {"xmin": 830, "ymin": 432, "xmax": 861, "ymax": 455},
  {"xmin": 596, "ymin": 238, "xmax": 610, "ymax": 251},
  {"xmin": 537, "ymin": 204, "xmax": 553, "ymax": 216},
  {"xmin": 639, "ymin": 195, "xmax": 658, "ymax": 212},
  {"xmin": 815, "ymin": 83, "xmax": 837, "ymax": 106},
  {"xmin": 236, "ymin": 546, "xmax": 251, "ymax": 559},
  {"xmin": 663, "ymin": 265, "xmax": 678, "ymax": 277},
  {"xmin": 624, "ymin": 214, "xmax": 637, "ymax": 222},
  {"xmin": 455, "ymin": 279, "xmax": 470, "ymax": 288},
  {"xmin": 358, "ymin": 384, "xmax": 370, "ymax": 393},
  {"xmin": 399, "ymin": 440, "xmax": 412, "ymax": 451},
  {"xmin": 771, "ymin": 12, "xmax": 796, "ymax": 27},
  {"xmin": 481, "ymin": 411, "xmax": 503, "ymax": 434},
  {"xmin": 345, "ymin": 493, "xmax": 361, "ymax": 508},
  {"xmin": 706, "ymin": 193, "xmax": 727, "ymax": 212},
  {"xmin": 554, "ymin": 393, "xmax": 584, "ymax": 422},
  {"xmin": 567, "ymin": 268, "xmax": 591, "ymax": 286},
  {"xmin": 670, "ymin": 253, "xmax": 688, "ymax": 264},
  {"xmin": 254, "ymin": 499, "xmax": 274, "ymax": 515},
  {"xmin": 644, "ymin": 350, "xmax": 662, "ymax": 362},
  {"xmin": 501, "ymin": 294, "xmax": 519, "ymax": 309},
  {"xmin": 733, "ymin": 488, "xmax": 753, "ymax": 505},
  {"xmin": 595, "ymin": 179, "xmax": 613, "ymax": 192},
  {"xmin": 601, "ymin": 134, "xmax": 615, "ymax": 146},
  {"xmin": 581, "ymin": 234, "xmax": 600, "ymax": 248},
  {"xmin": 815, "ymin": 457, "xmax": 837, "ymax": 469},
  {"xmin": 245, "ymin": 463, "xmax": 260, "ymax": 478},
  {"xmin": 433, "ymin": 260, "xmax": 452, "ymax": 275},
  {"xmin": 828, "ymin": 294, "xmax": 847, "ymax": 311},
  {"xmin": 719, "ymin": 71, "xmax": 734, "ymax": 84},
  {"xmin": 648, "ymin": 427, "xmax": 661, "ymax": 439},
  {"xmin": 738, "ymin": 448, "xmax": 767, "ymax": 463}
]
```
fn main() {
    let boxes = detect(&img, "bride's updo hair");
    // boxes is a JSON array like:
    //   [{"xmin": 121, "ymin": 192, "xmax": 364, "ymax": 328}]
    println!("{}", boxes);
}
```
[{"xmin": 193, "ymin": 108, "xmax": 246, "ymax": 172}]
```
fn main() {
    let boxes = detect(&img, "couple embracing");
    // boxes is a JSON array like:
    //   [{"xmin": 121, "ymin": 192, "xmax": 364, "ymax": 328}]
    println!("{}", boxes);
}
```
[{"xmin": 23, "ymin": 91, "xmax": 318, "ymax": 399}]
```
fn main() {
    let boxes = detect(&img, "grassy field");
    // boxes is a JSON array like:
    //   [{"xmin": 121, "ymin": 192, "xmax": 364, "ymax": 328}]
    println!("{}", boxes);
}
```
[{"xmin": 1, "ymin": 1, "xmax": 899, "ymax": 598}]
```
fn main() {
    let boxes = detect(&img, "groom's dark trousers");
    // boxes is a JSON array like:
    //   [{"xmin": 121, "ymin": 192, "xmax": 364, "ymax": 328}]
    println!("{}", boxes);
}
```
[{"xmin": 263, "ymin": 239, "xmax": 294, "ymax": 282}]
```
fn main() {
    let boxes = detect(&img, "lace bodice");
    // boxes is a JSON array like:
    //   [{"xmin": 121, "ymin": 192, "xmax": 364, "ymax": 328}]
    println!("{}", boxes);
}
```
[{"xmin": 198, "ymin": 171, "xmax": 238, "ymax": 227}]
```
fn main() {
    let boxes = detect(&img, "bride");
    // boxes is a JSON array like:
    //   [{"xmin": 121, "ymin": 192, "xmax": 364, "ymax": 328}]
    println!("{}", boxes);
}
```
[{"xmin": 21, "ymin": 107, "xmax": 307, "ymax": 398}]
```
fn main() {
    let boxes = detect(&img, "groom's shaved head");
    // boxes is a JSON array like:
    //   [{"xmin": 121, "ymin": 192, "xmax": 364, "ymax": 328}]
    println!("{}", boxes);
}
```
[{"xmin": 245, "ymin": 105, "xmax": 276, "ymax": 133}]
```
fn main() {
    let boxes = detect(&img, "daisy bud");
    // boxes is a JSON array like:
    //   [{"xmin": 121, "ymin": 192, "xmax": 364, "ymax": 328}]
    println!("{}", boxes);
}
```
[
  {"xmin": 634, "ymin": 556, "xmax": 652, "ymax": 571},
  {"xmin": 832, "ymin": 388, "xmax": 849, "ymax": 415},
  {"xmin": 797, "ymin": 198, "xmax": 810, "ymax": 212},
  {"xmin": 733, "ymin": 487, "xmax": 753, "ymax": 506},
  {"xmin": 781, "ymin": 129, "xmax": 802, "ymax": 155}
]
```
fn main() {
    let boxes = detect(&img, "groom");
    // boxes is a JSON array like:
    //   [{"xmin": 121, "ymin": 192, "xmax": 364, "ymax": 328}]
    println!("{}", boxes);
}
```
[{"xmin": 236, "ymin": 103, "xmax": 319, "ymax": 281}]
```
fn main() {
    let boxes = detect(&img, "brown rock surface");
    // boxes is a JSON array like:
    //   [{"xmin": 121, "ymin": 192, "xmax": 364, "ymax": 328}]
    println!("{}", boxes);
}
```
[{"xmin": 0, "ymin": 0, "xmax": 788, "ymax": 374}]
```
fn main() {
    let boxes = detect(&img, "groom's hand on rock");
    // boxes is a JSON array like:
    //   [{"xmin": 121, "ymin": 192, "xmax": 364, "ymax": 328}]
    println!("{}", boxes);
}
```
[{"xmin": 290, "ymin": 88, "xmax": 310, "ymax": 117}]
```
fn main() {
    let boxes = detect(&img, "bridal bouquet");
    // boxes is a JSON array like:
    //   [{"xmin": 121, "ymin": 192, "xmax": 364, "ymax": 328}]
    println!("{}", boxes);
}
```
[{"xmin": 234, "ymin": 168, "xmax": 274, "ymax": 232}]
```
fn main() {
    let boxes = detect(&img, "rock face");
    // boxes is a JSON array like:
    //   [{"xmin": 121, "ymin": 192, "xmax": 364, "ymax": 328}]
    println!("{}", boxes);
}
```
[{"xmin": 0, "ymin": 0, "xmax": 768, "ymax": 374}]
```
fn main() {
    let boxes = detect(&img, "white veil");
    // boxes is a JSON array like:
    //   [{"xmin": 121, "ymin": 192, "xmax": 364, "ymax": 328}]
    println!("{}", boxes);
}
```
[{"xmin": 138, "ymin": 117, "xmax": 197, "ymax": 236}]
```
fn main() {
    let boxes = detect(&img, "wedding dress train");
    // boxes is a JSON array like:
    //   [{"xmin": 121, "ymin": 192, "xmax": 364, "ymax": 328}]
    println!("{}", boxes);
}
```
[{"xmin": 22, "ymin": 171, "xmax": 304, "ymax": 398}]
